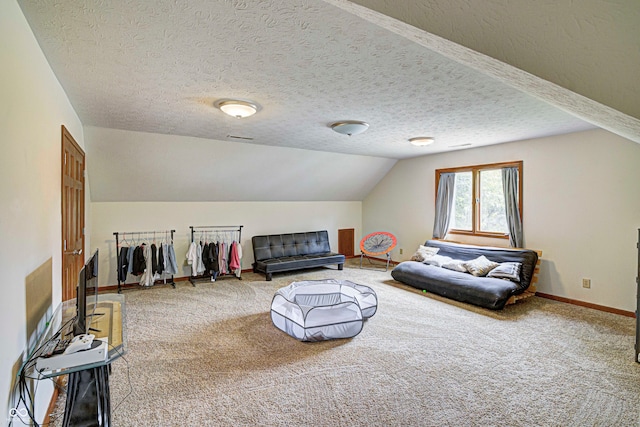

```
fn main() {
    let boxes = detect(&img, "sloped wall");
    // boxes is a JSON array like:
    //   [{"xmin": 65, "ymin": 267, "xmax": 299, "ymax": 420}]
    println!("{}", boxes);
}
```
[
  {"xmin": 1, "ymin": 0, "xmax": 84, "ymax": 423},
  {"xmin": 84, "ymin": 126, "xmax": 397, "ymax": 203}
]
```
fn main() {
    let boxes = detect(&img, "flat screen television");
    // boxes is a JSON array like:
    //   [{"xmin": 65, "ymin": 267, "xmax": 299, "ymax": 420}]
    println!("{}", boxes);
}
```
[{"xmin": 72, "ymin": 249, "xmax": 99, "ymax": 336}]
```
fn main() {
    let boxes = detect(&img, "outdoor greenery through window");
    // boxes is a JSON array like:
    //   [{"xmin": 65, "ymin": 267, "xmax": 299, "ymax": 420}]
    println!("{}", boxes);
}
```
[{"xmin": 437, "ymin": 161, "xmax": 522, "ymax": 238}]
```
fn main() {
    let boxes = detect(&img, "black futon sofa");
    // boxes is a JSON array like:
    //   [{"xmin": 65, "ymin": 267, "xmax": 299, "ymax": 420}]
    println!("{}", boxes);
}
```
[
  {"xmin": 252, "ymin": 230, "xmax": 345, "ymax": 281},
  {"xmin": 391, "ymin": 240, "xmax": 539, "ymax": 310}
]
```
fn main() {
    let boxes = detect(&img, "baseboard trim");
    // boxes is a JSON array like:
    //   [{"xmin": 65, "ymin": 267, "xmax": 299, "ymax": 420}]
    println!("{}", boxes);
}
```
[{"xmin": 536, "ymin": 292, "xmax": 636, "ymax": 318}]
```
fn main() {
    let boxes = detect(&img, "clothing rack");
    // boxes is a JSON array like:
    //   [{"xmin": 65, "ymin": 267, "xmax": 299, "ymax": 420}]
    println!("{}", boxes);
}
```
[
  {"xmin": 114, "ymin": 229, "xmax": 176, "ymax": 293},
  {"xmin": 189, "ymin": 225, "xmax": 243, "ymax": 285}
]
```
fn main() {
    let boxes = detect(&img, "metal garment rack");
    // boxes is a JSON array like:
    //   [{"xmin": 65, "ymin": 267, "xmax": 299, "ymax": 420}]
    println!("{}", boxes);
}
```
[
  {"xmin": 189, "ymin": 225, "xmax": 243, "ymax": 285},
  {"xmin": 114, "ymin": 229, "xmax": 176, "ymax": 293}
]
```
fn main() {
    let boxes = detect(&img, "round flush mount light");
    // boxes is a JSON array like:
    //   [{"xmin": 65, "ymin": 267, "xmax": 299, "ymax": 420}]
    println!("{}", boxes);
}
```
[
  {"xmin": 214, "ymin": 99, "xmax": 259, "ymax": 119},
  {"xmin": 330, "ymin": 121, "xmax": 369, "ymax": 136},
  {"xmin": 409, "ymin": 137, "xmax": 435, "ymax": 146}
]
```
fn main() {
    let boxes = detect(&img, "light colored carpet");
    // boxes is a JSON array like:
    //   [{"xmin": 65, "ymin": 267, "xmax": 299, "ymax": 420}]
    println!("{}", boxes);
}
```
[{"xmin": 52, "ymin": 261, "xmax": 640, "ymax": 426}]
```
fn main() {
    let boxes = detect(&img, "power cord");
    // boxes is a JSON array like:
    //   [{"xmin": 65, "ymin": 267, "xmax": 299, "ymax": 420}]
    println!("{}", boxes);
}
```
[
  {"xmin": 11, "ymin": 317, "xmax": 75, "ymax": 427},
  {"xmin": 107, "ymin": 342, "xmax": 133, "ymax": 414},
  {"xmin": 12, "ymin": 319, "xmax": 132, "ymax": 427}
]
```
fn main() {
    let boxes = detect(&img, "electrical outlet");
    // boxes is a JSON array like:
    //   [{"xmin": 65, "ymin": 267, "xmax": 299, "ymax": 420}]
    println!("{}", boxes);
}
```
[
  {"xmin": 399, "ymin": 248, "xmax": 403, "ymax": 255},
  {"xmin": 582, "ymin": 278, "xmax": 591, "ymax": 289}
]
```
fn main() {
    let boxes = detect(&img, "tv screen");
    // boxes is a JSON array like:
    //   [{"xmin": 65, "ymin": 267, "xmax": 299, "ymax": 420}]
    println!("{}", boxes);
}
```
[{"xmin": 72, "ymin": 249, "xmax": 99, "ymax": 336}]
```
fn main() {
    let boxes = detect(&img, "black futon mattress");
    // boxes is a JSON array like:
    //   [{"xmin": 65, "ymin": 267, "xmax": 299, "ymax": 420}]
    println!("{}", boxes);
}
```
[{"xmin": 391, "ymin": 240, "xmax": 538, "ymax": 310}]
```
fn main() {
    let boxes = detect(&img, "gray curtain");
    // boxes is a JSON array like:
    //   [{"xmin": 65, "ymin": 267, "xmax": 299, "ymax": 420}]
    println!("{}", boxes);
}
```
[
  {"xmin": 433, "ymin": 173, "xmax": 456, "ymax": 239},
  {"xmin": 502, "ymin": 167, "xmax": 523, "ymax": 247}
]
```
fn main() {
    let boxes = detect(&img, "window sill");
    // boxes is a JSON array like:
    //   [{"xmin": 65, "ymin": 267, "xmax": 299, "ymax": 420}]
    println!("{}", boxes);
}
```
[{"xmin": 448, "ymin": 230, "xmax": 509, "ymax": 239}]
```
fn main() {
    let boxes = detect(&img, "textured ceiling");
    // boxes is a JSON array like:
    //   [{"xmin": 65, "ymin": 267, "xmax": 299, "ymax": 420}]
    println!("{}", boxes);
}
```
[{"xmin": 18, "ymin": 0, "xmax": 640, "ymax": 161}]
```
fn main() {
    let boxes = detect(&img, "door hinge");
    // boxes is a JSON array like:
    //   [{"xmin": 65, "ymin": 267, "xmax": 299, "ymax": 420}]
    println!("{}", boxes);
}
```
[
  {"xmin": 64, "ymin": 152, "xmax": 67, "ymax": 165},
  {"xmin": 64, "ymin": 239, "xmax": 67, "ymax": 250}
]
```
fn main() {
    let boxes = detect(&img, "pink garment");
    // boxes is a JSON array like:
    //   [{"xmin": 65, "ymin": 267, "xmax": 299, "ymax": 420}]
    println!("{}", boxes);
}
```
[{"xmin": 229, "ymin": 241, "xmax": 240, "ymax": 270}]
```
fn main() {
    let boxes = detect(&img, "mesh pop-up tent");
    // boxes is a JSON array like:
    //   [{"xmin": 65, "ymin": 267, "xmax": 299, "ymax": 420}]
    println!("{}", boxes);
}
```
[{"xmin": 270, "ymin": 279, "xmax": 377, "ymax": 341}]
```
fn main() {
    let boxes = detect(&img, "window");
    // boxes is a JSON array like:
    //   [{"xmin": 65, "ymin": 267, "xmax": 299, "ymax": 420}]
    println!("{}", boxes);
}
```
[{"xmin": 436, "ymin": 161, "xmax": 522, "ymax": 238}]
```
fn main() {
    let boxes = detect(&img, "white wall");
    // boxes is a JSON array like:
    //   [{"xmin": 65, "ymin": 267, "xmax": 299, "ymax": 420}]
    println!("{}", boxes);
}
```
[
  {"xmin": 91, "ymin": 201, "xmax": 361, "ymax": 287},
  {"xmin": 1, "ymin": 1, "xmax": 85, "ymax": 424},
  {"xmin": 363, "ymin": 129, "xmax": 640, "ymax": 312},
  {"xmin": 83, "ymin": 126, "xmax": 397, "ymax": 203}
]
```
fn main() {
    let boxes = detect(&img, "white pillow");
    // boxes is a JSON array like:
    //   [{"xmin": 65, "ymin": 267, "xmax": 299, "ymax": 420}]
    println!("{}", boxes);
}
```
[
  {"xmin": 442, "ymin": 259, "xmax": 468, "ymax": 273},
  {"xmin": 487, "ymin": 262, "xmax": 522, "ymax": 282},
  {"xmin": 410, "ymin": 245, "xmax": 439, "ymax": 262},
  {"xmin": 423, "ymin": 254, "xmax": 453, "ymax": 268},
  {"xmin": 463, "ymin": 255, "xmax": 499, "ymax": 277}
]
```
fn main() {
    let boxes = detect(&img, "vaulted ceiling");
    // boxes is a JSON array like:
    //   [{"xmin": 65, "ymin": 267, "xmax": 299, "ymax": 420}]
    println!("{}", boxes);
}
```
[
  {"xmin": 350, "ymin": 0, "xmax": 640, "ymax": 122},
  {"xmin": 17, "ymin": 0, "xmax": 640, "ymax": 201}
]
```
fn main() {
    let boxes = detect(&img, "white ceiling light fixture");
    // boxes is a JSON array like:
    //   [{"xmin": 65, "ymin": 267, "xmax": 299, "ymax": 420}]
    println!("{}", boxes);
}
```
[
  {"xmin": 409, "ymin": 137, "xmax": 435, "ymax": 146},
  {"xmin": 330, "ymin": 121, "xmax": 369, "ymax": 136},
  {"xmin": 214, "ymin": 99, "xmax": 259, "ymax": 119}
]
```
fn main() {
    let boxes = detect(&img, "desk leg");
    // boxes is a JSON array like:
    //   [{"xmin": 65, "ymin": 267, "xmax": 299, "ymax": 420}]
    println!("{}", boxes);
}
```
[{"xmin": 63, "ymin": 365, "xmax": 111, "ymax": 427}]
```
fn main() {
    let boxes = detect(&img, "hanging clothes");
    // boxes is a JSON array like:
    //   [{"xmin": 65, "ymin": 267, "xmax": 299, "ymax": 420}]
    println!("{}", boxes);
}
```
[
  {"xmin": 228, "ymin": 241, "xmax": 243, "ymax": 278},
  {"xmin": 117, "ymin": 246, "xmax": 129, "ymax": 282},
  {"xmin": 139, "ymin": 244, "xmax": 155, "ymax": 287},
  {"xmin": 211, "ymin": 243, "xmax": 220, "ymax": 275},
  {"xmin": 187, "ymin": 227, "xmax": 242, "ymax": 283},
  {"xmin": 218, "ymin": 241, "xmax": 228, "ymax": 275},
  {"xmin": 164, "ymin": 242, "xmax": 178, "ymax": 275},
  {"xmin": 115, "ymin": 231, "xmax": 177, "ymax": 292},
  {"xmin": 229, "ymin": 241, "xmax": 240, "ymax": 272},
  {"xmin": 186, "ymin": 241, "xmax": 198, "ymax": 276},
  {"xmin": 202, "ymin": 242, "xmax": 216, "ymax": 276},
  {"xmin": 151, "ymin": 244, "xmax": 158, "ymax": 274},
  {"xmin": 132, "ymin": 244, "xmax": 146, "ymax": 276},
  {"xmin": 127, "ymin": 244, "xmax": 135, "ymax": 275},
  {"xmin": 234, "ymin": 242, "xmax": 243, "ymax": 278},
  {"xmin": 156, "ymin": 244, "xmax": 164, "ymax": 274},
  {"xmin": 196, "ymin": 242, "xmax": 205, "ymax": 275},
  {"xmin": 140, "ymin": 245, "xmax": 160, "ymax": 287},
  {"xmin": 202, "ymin": 242, "xmax": 212, "ymax": 273}
]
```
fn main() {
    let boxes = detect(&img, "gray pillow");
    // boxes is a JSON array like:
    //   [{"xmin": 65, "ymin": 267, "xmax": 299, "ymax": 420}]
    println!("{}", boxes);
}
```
[{"xmin": 487, "ymin": 262, "xmax": 522, "ymax": 282}]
